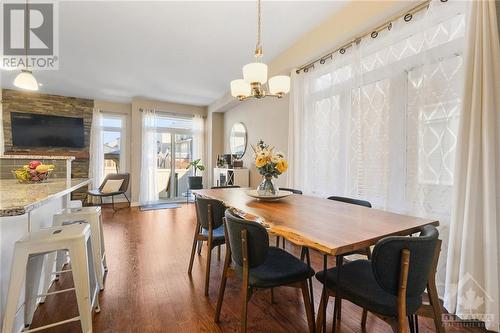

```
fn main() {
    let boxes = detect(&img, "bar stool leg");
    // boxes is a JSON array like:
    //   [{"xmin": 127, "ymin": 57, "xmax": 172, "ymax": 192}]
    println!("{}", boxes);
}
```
[
  {"xmin": 68, "ymin": 246, "xmax": 93, "ymax": 333},
  {"xmin": 55, "ymin": 250, "xmax": 68, "ymax": 280},
  {"xmin": 2, "ymin": 249, "xmax": 29, "ymax": 333},
  {"xmin": 89, "ymin": 218, "xmax": 105, "ymax": 290},
  {"xmin": 98, "ymin": 214, "xmax": 108, "ymax": 272},
  {"xmin": 39, "ymin": 251, "xmax": 58, "ymax": 304},
  {"xmin": 24, "ymin": 254, "xmax": 45, "ymax": 326}
]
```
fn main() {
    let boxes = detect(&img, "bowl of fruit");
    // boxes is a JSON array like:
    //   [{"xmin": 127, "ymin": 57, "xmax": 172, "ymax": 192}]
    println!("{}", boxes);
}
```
[{"xmin": 12, "ymin": 161, "xmax": 55, "ymax": 183}]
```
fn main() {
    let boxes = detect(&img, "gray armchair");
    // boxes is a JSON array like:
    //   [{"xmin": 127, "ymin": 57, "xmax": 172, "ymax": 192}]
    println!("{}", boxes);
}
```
[{"xmin": 86, "ymin": 173, "xmax": 130, "ymax": 211}]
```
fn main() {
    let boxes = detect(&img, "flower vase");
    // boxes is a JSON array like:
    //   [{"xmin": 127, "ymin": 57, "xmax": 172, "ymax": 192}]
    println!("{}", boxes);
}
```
[{"xmin": 257, "ymin": 175, "xmax": 278, "ymax": 196}]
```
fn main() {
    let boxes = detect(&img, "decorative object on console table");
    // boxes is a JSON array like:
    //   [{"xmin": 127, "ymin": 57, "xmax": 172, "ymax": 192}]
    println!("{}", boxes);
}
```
[
  {"xmin": 233, "ymin": 159, "xmax": 243, "ymax": 168},
  {"xmin": 213, "ymin": 167, "xmax": 249, "ymax": 188},
  {"xmin": 186, "ymin": 159, "xmax": 205, "ymax": 203},
  {"xmin": 222, "ymin": 154, "xmax": 235, "ymax": 168},
  {"xmin": 252, "ymin": 140, "xmax": 288, "ymax": 196},
  {"xmin": 216, "ymin": 155, "xmax": 225, "ymax": 168}
]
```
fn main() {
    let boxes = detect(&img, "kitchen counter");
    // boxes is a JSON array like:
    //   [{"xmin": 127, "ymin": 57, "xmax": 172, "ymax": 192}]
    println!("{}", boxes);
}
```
[{"xmin": 0, "ymin": 178, "xmax": 91, "ymax": 217}]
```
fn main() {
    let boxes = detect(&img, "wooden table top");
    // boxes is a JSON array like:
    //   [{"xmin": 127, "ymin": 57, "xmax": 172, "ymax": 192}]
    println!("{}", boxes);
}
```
[{"xmin": 193, "ymin": 188, "xmax": 439, "ymax": 256}]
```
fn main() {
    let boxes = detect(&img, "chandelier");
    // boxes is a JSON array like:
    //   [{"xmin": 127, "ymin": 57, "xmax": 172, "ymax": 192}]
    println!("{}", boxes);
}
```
[{"xmin": 230, "ymin": 0, "xmax": 290, "ymax": 101}]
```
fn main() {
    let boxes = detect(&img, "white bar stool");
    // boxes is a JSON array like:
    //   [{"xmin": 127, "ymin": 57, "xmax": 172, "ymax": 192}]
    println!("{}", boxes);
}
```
[
  {"xmin": 53, "ymin": 207, "xmax": 107, "ymax": 290},
  {"xmin": 2, "ymin": 223, "xmax": 99, "ymax": 333}
]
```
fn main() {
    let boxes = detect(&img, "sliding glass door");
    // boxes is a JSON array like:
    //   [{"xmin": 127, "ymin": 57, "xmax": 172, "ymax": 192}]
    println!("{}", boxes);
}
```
[{"xmin": 155, "ymin": 116, "xmax": 193, "ymax": 201}]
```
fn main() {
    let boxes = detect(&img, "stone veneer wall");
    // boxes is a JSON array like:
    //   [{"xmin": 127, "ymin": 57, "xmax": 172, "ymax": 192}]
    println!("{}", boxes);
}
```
[{"xmin": 1, "ymin": 89, "xmax": 93, "ymax": 200}]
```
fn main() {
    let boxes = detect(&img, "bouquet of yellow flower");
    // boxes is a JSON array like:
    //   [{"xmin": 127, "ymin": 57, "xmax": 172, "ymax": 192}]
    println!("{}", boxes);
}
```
[{"xmin": 252, "ymin": 140, "xmax": 288, "ymax": 178}]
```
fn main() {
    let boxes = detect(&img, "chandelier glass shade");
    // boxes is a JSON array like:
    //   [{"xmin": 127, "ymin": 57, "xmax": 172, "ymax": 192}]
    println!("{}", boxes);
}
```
[
  {"xmin": 268, "ymin": 75, "xmax": 291, "ymax": 95},
  {"xmin": 242, "ymin": 62, "xmax": 268, "ymax": 84},
  {"xmin": 230, "ymin": 79, "xmax": 251, "ymax": 98},
  {"xmin": 230, "ymin": 0, "xmax": 290, "ymax": 101}
]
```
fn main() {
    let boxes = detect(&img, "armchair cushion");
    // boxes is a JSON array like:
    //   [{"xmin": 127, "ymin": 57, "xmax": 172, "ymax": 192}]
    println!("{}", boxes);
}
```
[
  {"xmin": 87, "ymin": 189, "xmax": 122, "ymax": 196},
  {"xmin": 101, "ymin": 179, "xmax": 124, "ymax": 193}
]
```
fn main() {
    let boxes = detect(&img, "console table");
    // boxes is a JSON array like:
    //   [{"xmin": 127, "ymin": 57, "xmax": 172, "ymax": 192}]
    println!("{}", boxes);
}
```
[{"xmin": 213, "ymin": 168, "xmax": 249, "ymax": 187}]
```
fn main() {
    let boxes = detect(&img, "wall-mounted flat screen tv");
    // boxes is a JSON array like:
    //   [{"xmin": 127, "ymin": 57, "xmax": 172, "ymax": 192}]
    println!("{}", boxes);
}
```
[{"xmin": 11, "ymin": 112, "xmax": 85, "ymax": 148}]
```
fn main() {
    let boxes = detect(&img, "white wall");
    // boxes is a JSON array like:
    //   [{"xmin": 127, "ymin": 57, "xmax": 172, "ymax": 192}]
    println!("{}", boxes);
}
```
[
  {"xmin": 223, "ymin": 97, "xmax": 289, "ymax": 188},
  {"xmin": 206, "ymin": 111, "xmax": 224, "ymax": 187}
]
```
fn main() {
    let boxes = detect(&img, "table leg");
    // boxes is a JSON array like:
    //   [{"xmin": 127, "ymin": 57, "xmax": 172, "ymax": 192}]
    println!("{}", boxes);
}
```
[
  {"xmin": 322, "ymin": 254, "xmax": 328, "ymax": 333},
  {"xmin": 332, "ymin": 255, "xmax": 343, "ymax": 333}
]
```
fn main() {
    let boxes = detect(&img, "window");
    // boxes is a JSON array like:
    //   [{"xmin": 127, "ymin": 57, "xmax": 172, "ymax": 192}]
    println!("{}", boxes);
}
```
[
  {"xmin": 296, "ymin": 1, "xmax": 465, "ymax": 216},
  {"xmin": 102, "ymin": 113, "xmax": 126, "ymax": 176},
  {"xmin": 291, "ymin": 0, "xmax": 466, "ymax": 297}
]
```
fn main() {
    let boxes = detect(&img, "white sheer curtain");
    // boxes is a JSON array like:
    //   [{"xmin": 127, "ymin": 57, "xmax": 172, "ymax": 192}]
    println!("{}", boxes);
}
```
[
  {"xmin": 139, "ymin": 109, "xmax": 159, "ymax": 204},
  {"xmin": 290, "ymin": 0, "xmax": 465, "ymax": 294},
  {"xmin": 287, "ymin": 71, "xmax": 304, "ymax": 189},
  {"xmin": 192, "ymin": 115, "xmax": 206, "ymax": 186},
  {"xmin": 88, "ymin": 108, "xmax": 104, "ymax": 204},
  {"xmin": 445, "ymin": 1, "xmax": 500, "ymax": 330}
]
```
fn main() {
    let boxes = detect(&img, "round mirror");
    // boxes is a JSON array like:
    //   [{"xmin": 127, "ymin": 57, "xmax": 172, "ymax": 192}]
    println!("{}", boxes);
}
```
[{"xmin": 229, "ymin": 122, "xmax": 247, "ymax": 159}]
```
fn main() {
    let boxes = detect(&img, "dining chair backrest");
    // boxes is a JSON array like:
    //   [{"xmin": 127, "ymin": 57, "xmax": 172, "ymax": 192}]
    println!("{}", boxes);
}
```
[
  {"xmin": 99, "ymin": 173, "xmax": 130, "ymax": 193},
  {"xmin": 279, "ymin": 188, "xmax": 303, "ymax": 195},
  {"xmin": 327, "ymin": 196, "xmax": 372, "ymax": 208},
  {"xmin": 195, "ymin": 197, "xmax": 226, "ymax": 230},
  {"xmin": 224, "ymin": 209, "xmax": 269, "ymax": 268},
  {"xmin": 371, "ymin": 225, "xmax": 439, "ymax": 298},
  {"xmin": 211, "ymin": 185, "xmax": 241, "ymax": 189}
]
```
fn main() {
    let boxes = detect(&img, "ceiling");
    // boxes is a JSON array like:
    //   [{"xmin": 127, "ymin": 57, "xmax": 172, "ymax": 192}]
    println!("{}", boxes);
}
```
[{"xmin": 1, "ymin": 1, "xmax": 346, "ymax": 106}]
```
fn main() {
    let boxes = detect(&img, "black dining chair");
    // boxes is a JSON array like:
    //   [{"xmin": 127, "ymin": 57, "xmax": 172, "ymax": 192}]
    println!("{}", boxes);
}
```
[
  {"xmin": 276, "ymin": 188, "xmax": 303, "ymax": 249},
  {"xmin": 85, "ymin": 173, "xmax": 130, "ymax": 211},
  {"xmin": 188, "ymin": 197, "xmax": 226, "ymax": 296},
  {"xmin": 215, "ymin": 209, "xmax": 315, "ymax": 333},
  {"xmin": 327, "ymin": 195, "xmax": 372, "ymax": 208},
  {"xmin": 326, "ymin": 195, "xmax": 373, "ymax": 259},
  {"xmin": 315, "ymin": 225, "xmax": 441, "ymax": 333},
  {"xmin": 211, "ymin": 185, "xmax": 241, "ymax": 189},
  {"xmin": 279, "ymin": 187, "xmax": 303, "ymax": 195}
]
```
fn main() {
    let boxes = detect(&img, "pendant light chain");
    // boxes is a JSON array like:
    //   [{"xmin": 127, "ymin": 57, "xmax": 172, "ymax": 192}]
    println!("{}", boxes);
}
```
[{"xmin": 255, "ymin": 0, "xmax": 263, "ymax": 57}]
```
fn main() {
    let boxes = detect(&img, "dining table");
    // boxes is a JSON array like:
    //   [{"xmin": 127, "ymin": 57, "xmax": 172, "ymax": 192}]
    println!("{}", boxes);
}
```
[{"xmin": 193, "ymin": 187, "xmax": 441, "ymax": 333}]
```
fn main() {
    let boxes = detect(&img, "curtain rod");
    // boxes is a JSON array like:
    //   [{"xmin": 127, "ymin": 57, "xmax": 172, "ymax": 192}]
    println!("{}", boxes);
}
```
[
  {"xmin": 296, "ymin": 0, "xmax": 439, "ymax": 74},
  {"xmin": 99, "ymin": 110, "xmax": 129, "ymax": 116},
  {"xmin": 138, "ymin": 108, "xmax": 196, "ymax": 119}
]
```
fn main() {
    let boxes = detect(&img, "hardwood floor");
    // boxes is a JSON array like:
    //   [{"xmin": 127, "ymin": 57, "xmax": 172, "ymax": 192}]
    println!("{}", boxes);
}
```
[{"xmin": 29, "ymin": 205, "xmax": 488, "ymax": 333}]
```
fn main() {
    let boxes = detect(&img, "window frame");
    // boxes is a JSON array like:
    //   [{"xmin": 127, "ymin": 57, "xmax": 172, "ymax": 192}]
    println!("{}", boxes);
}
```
[{"xmin": 101, "ymin": 112, "xmax": 127, "ymax": 175}]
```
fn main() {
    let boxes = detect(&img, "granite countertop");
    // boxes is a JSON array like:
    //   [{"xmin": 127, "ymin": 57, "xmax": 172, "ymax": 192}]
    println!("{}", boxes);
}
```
[
  {"xmin": 0, "ymin": 155, "xmax": 75, "ymax": 160},
  {"xmin": 0, "ymin": 178, "xmax": 92, "ymax": 217}
]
